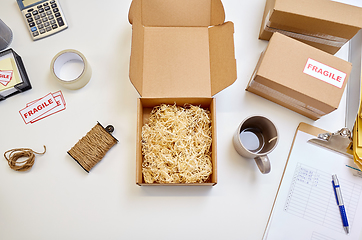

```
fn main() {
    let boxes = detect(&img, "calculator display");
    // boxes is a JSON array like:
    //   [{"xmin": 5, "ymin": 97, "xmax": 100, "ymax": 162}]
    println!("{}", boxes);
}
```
[{"xmin": 22, "ymin": 0, "xmax": 40, "ymax": 7}]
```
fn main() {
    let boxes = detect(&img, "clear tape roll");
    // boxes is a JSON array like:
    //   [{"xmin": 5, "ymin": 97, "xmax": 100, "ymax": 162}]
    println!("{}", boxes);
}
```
[{"xmin": 50, "ymin": 49, "xmax": 92, "ymax": 90}]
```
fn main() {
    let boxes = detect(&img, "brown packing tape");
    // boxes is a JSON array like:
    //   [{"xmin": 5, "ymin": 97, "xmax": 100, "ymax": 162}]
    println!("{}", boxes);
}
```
[
  {"xmin": 263, "ymin": 21, "xmax": 348, "ymax": 48},
  {"xmin": 247, "ymin": 80, "xmax": 325, "ymax": 120}
]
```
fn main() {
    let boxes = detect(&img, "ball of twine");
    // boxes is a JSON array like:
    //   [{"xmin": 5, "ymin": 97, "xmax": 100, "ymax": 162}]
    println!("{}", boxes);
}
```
[{"xmin": 4, "ymin": 146, "xmax": 46, "ymax": 172}]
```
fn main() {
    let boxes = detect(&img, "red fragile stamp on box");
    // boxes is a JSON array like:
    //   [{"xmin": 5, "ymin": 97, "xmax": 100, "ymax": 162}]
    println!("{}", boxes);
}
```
[{"xmin": 19, "ymin": 91, "xmax": 66, "ymax": 124}]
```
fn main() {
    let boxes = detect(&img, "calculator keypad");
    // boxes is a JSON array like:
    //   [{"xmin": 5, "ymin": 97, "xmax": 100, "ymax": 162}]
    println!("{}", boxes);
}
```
[{"xmin": 23, "ymin": 0, "xmax": 67, "ymax": 40}]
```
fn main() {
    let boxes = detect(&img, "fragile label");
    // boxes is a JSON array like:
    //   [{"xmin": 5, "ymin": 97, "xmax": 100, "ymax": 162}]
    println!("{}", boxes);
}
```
[
  {"xmin": 0, "ymin": 70, "xmax": 13, "ymax": 86},
  {"xmin": 26, "ymin": 91, "xmax": 66, "ymax": 123},
  {"xmin": 303, "ymin": 58, "xmax": 346, "ymax": 89},
  {"xmin": 19, "ymin": 93, "xmax": 59, "ymax": 124}
]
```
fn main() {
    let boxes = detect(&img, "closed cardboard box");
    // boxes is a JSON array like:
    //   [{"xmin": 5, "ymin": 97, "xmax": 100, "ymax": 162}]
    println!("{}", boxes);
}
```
[
  {"xmin": 128, "ymin": 0, "xmax": 237, "ymax": 185},
  {"xmin": 259, "ymin": 0, "xmax": 362, "ymax": 54},
  {"xmin": 247, "ymin": 32, "xmax": 352, "ymax": 120}
]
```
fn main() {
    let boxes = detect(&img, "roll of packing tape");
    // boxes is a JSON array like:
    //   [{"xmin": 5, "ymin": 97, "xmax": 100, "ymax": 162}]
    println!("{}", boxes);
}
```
[{"xmin": 50, "ymin": 49, "xmax": 92, "ymax": 90}]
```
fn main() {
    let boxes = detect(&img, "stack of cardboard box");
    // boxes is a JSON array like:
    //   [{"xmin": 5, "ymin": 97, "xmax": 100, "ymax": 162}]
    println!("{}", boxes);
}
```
[{"xmin": 247, "ymin": 0, "xmax": 362, "ymax": 120}]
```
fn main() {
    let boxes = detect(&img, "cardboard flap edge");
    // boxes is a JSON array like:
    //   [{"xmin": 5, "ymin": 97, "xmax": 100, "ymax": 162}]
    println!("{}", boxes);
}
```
[
  {"xmin": 211, "ymin": 0, "xmax": 226, "ymax": 26},
  {"xmin": 129, "ymin": 0, "xmax": 226, "ymax": 27},
  {"xmin": 129, "ymin": 21, "xmax": 144, "ymax": 96},
  {"xmin": 128, "ymin": 0, "xmax": 140, "ymax": 25},
  {"xmin": 209, "ymin": 21, "xmax": 237, "ymax": 96}
]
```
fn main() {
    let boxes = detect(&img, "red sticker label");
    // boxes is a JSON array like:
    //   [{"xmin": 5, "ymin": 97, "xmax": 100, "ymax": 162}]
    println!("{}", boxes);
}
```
[
  {"xmin": 303, "ymin": 58, "xmax": 347, "ymax": 89},
  {"xmin": 19, "ymin": 91, "xmax": 66, "ymax": 124},
  {"xmin": 0, "ymin": 70, "xmax": 13, "ymax": 86}
]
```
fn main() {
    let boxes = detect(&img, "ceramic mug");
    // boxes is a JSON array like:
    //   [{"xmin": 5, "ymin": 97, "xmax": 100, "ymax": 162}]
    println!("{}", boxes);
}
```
[
  {"xmin": 233, "ymin": 115, "xmax": 278, "ymax": 174},
  {"xmin": 0, "ymin": 19, "xmax": 12, "ymax": 51}
]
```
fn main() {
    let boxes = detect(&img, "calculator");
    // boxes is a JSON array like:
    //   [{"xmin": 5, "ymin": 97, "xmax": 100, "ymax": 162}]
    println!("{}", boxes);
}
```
[{"xmin": 16, "ymin": 0, "xmax": 68, "ymax": 40}]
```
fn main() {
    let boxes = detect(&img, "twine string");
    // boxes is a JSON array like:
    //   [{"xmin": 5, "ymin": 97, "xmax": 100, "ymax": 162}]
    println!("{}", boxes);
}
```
[
  {"xmin": 4, "ymin": 146, "xmax": 46, "ymax": 171},
  {"xmin": 68, "ymin": 124, "xmax": 117, "ymax": 172}
]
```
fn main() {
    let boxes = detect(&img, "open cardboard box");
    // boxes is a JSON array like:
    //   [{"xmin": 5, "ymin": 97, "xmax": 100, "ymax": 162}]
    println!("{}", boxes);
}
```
[
  {"xmin": 128, "ymin": 0, "xmax": 237, "ymax": 186},
  {"xmin": 259, "ymin": 0, "xmax": 362, "ymax": 54},
  {"xmin": 247, "ymin": 32, "xmax": 352, "ymax": 120}
]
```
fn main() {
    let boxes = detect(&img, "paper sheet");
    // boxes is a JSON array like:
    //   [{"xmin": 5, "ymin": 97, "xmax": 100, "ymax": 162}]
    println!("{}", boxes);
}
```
[
  {"xmin": 263, "ymin": 130, "xmax": 362, "ymax": 240},
  {"xmin": 0, "ymin": 57, "xmax": 21, "ymax": 91},
  {"xmin": 330, "ymin": 0, "xmax": 362, "ymax": 7}
]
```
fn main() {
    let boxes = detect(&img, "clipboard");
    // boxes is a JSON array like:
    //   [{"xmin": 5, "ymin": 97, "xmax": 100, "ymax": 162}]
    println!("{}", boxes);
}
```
[{"xmin": 262, "ymin": 122, "xmax": 362, "ymax": 240}]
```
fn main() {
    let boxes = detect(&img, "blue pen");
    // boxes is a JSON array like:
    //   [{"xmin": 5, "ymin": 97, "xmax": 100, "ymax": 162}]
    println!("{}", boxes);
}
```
[{"xmin": 332, "ymin": 174, "xmax": 349, "ymax": 234}]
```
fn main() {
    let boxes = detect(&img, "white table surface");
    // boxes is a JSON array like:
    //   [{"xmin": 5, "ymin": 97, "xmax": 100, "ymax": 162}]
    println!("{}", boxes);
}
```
[{"xmin": 0, "ymin": 0, "xmax": 359, "ymax": 239}]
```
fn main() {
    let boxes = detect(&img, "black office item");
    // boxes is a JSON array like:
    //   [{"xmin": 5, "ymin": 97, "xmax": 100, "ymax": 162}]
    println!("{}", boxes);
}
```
[{"xmin": 0, "ymin": 49, "xmax": 32, "ymax": 101}]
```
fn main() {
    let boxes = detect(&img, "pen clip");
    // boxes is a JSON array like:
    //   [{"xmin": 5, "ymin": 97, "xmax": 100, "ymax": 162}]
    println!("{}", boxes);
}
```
[{"xmin": 332, "ymin": 175, "xmax": 344, "ymax": 206}]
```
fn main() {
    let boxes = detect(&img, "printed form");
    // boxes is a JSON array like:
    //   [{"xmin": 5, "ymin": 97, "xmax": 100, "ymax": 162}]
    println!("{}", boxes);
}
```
[{"xmin": 263, "ymin": 130, "xmax": 362, "ymax": 240}]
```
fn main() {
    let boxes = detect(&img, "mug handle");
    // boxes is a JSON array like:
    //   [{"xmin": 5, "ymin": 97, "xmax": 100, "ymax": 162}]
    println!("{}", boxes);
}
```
[{"xmin": 254, "ymin": 155, "xmax": 271, "ymax": 174}]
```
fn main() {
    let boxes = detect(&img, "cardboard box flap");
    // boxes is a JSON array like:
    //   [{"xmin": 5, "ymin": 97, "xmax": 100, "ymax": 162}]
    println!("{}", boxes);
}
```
[
  {"xmin": 132, "ymin": 26, "xmax": 213, "ymax": 98},
  {"xmin": 128, "ymin": 0, "xmax": 142, "ymax": 25},
  {"xmin": 129, "ymin": 19, "xmax": 145, "ymax": 96},
  {"xmin": 209, "ymin": 21, "xmax": 237, "ymax": 96},
  {"xmin": 129, "ymin": 22, "xmax": 237, "ymax": 98},
  {"xmin": 129, "ymin": 0, "xmax": 225, "ymax": 27},
  {"xmin": 272, "ymin": 0, "xmax": 362, "ymax": 29}
]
